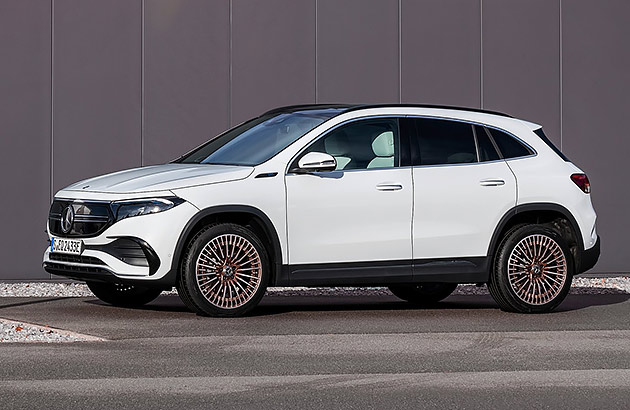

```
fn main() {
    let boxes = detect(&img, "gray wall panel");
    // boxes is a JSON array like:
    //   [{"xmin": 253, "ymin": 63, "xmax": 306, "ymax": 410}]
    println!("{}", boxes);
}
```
[
  {"xmin": 483, "ymin": 0, "xmax": 561, "ymax": 146},
  {"xmin": 317, "ymin": 0, "xmax": 399, "ymax": 104},
  {"xmin": 53, "ymin": 0, "xmax": 141, "ymax": 192},
  {"xmin": 563, "ymin": 0, "xmax": 630, "ymax": 273},
  {"xmin": 0, "ymin": 1, "xmax": 51, "ymax": 280},
  {"xmin": 1, "ymin": 1, "xmax": 628, "ymax": 278},
  {"xmin": 144, "ymin": 0, "xmax": 230, "ymax": 165},
  {"xmin": 231, "ymin": 0, "xmax": 315, "ymax": 125},
  {"xmin": 401, "ymin": 0, "xmax": 480, "ymax": 107}
]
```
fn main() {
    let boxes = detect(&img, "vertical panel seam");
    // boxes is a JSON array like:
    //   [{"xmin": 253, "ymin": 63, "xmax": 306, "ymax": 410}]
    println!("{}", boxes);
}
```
[
  {"xmin": 50, "ymin": 0, "xmax": 54, "ymax": 279},
  {"xmin": 141, "ymin": 0, "xmax": 145, "ymax": 166},
  {"xmin": 229, "ymin": 0, "xmax": 233, "ymax": 126},
  {"xmin": 50, "ymin": 0, "xmax": 54, "ymax": 200},
  {"xmin": 559, "ymin": 0, "xmax": 563, "ymax": 150},
  {"xmin": 315, "ymin": 0, "xmax": 318, "ymax": 103},
  {"xmin": 480, "ymin": 0, "xmax": 483, "ymax": 109},
  {"xmin": 398, "ymin": 0, "xmax": 402, "ymax": 103}
]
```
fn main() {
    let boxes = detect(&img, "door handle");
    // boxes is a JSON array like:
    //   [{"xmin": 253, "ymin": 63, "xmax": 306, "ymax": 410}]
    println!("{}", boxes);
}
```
[
  {"xmin": 480, "ymin": 178, "xmax": 505, "ymax": 187},
  {"xmin": 376, "ymin": 183, "xmax": 403, "ymax": 191}
]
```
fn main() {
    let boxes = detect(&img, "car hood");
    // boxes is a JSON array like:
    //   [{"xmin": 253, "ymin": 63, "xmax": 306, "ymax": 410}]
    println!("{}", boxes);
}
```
[{"xmin": 63, "ymin": 164, "xmax": 254, "ymax": 194}]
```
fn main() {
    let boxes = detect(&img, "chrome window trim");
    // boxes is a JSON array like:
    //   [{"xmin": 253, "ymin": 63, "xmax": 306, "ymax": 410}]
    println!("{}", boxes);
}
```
[
  {"xmin": 284, "ymin": 112, "xmax": 538, "ymax": 175},
  {"xmin": 402, "ymin": 114, "xmax": 538, "ymax": 164},
  {"xmin": 408, "ymin": 158, "xmax": 510, "ymax": 170}
]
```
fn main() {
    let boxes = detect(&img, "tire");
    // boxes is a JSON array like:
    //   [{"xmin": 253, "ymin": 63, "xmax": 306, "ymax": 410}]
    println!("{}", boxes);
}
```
[
  {"xmin": 86, "ymin": 282, "xmax": 163, "ymax": 307},
  {"xmin": 389, "ymin": 283, "xmax": 457, "ymax": 305},
  {"xmin": 488, "ymin": 224, "xmax": 574, "ymax": 313},
  {"xmin": 176, "ymin": 223, "xmax": 269, "ymax": 317}
]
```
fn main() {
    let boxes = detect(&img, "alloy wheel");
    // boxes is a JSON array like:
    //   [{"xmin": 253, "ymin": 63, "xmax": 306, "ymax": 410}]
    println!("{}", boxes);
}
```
[
  {"xmin": 507, "ymin": 234, "xmax": 568, "ymax": 305},
  {"xmin": 195, "ymin": 233, "xmax": 263, "ymax": 309}
]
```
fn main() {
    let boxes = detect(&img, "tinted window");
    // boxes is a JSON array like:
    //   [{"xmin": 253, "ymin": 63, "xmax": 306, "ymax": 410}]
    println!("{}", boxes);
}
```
[
  {"xmin": 534, "ymin": 128, "xmax": 569, "ymax": 161},
  {"xmin": 177, "ymin": 109, "xmax": 343, "ymax": 166},
  {"xmin": 413, "ymin": 118, "xmax": 477, "ymax": 165},
  {"xmin": 475, "ymin": 125, "xmax": 500, "ymax": 162},
  {"xmin": 304, "ymin": 118, "xmax": 398, "ymax": 170},
  {"xmin": 489, "ymin": 128, "xmax": 534, "ymax": 159}
]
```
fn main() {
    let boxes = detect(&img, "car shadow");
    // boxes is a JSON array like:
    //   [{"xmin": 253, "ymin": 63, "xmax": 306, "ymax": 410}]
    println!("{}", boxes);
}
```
[
  {"xmin": 82, "ymin": 286, "xmax": 630, "ymax": 316},
  {"xmin": 0, "ymin": 297, "xmax": 71, "ymax": 310}
]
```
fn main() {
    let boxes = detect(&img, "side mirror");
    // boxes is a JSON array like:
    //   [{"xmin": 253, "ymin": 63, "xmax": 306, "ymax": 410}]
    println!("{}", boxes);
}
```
[{"xmin": 295, "ymin": 152, "xmax": 337, "ymax": 173}]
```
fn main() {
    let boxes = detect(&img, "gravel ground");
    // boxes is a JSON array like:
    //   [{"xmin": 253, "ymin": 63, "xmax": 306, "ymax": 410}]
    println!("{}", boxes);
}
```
[
  {"xmin": 0, "ymin": 277, "xmax": 628, "ymax": 298},
  {"xmin": 0, "ymin": 318, "xmax": 104, "ymax": 343}
]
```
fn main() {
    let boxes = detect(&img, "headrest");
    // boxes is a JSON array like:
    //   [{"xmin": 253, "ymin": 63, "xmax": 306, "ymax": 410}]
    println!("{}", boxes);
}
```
[
  {"xmin": 372, "ymin": 131, "xmax": 394, "ymax": 157},
  {"xmin": 325, "ymin": 132, "xmax": 349, "ymax": 156},
  {"xmin": 447, "ymin": 152, "xmax": 476, "ymax": 163}
]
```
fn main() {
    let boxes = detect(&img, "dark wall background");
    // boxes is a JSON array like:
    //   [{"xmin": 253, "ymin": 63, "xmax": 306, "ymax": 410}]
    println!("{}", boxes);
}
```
[{"xmin": 1, "ymin": 0, "xmax": 628, "ymax": 279}]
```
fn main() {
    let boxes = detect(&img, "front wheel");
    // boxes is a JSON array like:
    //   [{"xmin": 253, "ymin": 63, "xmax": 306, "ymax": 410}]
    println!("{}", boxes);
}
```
[
  {"xmin": 86, "ymin": 282, "xmax": 163, "ymax": 307},
  {"xmin": 389, "ymin": 283, "xmax": 458, "ymax": 305},
  {"xmin": 488, "ymin": 224, "xmax": 573, "ymax": 313},
  {"xmin": 177, "ymin": 223, "xmax": 269, "ymax": 317}
]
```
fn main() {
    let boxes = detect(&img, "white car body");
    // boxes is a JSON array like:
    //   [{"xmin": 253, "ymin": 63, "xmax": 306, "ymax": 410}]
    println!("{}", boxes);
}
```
[{"xmin": 43, "ymin": 105, "xmax": 599, "ymax": 292}]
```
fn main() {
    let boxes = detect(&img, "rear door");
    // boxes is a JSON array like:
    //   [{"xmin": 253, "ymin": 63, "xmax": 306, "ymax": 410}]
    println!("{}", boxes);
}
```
[{"xmin": 409, "ymin": 118, "xmax": 517, "ymax": 263}]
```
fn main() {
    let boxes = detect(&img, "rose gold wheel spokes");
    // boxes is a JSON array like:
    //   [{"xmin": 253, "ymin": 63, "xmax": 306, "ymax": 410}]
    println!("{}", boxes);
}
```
[
  {"xmin": 507, "ymin": 234, "xmax": 568, "ymax": 306},
  {"xmin": 195, "ymin": 234, "xmax": 262, "ymax": 309}
]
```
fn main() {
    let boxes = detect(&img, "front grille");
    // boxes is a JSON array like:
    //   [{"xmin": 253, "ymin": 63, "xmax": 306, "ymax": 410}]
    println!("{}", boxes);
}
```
[
  {"xmin": 49, "ymin": 253, "xmax": 105, "ymax": 265},
  {"xmin": 49, "ymin": 199, "xmax": 112, "ymax": 238}
]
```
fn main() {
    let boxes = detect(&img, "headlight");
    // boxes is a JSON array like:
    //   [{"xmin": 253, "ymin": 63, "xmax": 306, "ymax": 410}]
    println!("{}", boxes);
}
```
[{"xmin": 111, "ymin": 197, "xmax": 185, "ymax": 222}]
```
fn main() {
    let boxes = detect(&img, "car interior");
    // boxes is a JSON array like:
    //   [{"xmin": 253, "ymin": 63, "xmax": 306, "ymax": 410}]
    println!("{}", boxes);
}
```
[{"xmin": 316, "ymin": 121, "xmax": 397, "ymax": 170}]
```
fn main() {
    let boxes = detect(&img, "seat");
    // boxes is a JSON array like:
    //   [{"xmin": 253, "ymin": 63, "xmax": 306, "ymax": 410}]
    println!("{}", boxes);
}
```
[
  {"xmin": 367, "ymin": 131, "xmax": 394, "ymax": 169},
  {"xmin": 324, "ymin": 131, "xmax": 352, "ymax": 170}
]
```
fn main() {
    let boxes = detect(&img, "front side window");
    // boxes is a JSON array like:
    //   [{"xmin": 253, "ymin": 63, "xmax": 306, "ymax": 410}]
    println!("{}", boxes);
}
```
[
  {"xmin": 303, "ymin": 118, "xmax": 399, "ymax": 170},
  {"xmin": 177, "ymin": 108, "xmax": 343, "ymax": 166},
  {"xmin": 412, "ymin": 118, "xmax": 477, "ymax": 166}
]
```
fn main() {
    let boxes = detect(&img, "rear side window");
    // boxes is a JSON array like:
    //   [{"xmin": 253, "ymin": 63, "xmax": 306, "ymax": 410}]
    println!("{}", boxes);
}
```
[
  {"xmin": 534, "ymin": 128, "xmax": 570, "ymax": 161},
  {"xmin": 412, "ymin": 118, "xmax": 477, "ymax": 165},
  {"xmin": 488, "ymin": 128, "xmax": 534, "ymax": 159},
  {"xmin": 474, "ymin": 125, "xmax": 500, "ymax": 162}
]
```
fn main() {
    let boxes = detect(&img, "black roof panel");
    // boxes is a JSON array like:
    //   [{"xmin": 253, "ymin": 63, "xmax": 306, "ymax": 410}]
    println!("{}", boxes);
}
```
[{"xmin": 263, "ymin": 103, "xmax": 512, "ymax": 118}]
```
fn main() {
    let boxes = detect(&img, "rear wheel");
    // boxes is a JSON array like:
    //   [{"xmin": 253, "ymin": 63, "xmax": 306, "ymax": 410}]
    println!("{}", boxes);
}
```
[
  {"xmin": 389, "ymin": 283, "xmax": 457, "ymax": 305},
  {"xmin": 488, "ymin": 224, "xmax": 573, "ymax": 313},
  {"xmin": 86, "ymin": 282, "xmax": 162, "ymax": 307},
  {"xmin": 177, "ymin": 223, "xmax": 269, "ymax": 317}
]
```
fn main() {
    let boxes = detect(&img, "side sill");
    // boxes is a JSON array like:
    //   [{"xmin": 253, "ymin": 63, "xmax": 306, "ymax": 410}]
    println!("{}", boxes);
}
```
[{"xmin": 279, "ymin": 257, "xmax": 489, "ymax": 287}]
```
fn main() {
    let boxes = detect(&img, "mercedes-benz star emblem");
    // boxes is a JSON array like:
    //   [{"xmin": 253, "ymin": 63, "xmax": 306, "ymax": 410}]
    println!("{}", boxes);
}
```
[{"xmin": 61, "ymin": 206, "xmax": 74, "ymax": 234}]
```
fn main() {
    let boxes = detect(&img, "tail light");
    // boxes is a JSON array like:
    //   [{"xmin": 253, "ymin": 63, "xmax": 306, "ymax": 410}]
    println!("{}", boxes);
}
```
[{"xmin": 571, "ymin": 173, "xmax": 591, "ymax": 193}]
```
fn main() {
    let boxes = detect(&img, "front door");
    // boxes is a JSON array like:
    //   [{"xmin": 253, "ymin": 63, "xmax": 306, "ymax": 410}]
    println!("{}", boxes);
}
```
[{"xmin": 285, "ymin": 118, "xmax": 413, "ymax": 283}]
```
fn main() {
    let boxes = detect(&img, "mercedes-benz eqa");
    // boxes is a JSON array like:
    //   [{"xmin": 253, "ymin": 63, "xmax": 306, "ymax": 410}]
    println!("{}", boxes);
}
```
[{"xmin": 44, "ymin": 104, "xmax": 600, "ymax": 316}]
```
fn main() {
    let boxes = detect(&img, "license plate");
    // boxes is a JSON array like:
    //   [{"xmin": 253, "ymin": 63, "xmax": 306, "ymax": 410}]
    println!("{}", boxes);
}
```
[{"xmin": 50, "ymin": 237, "xmax": 84, "ymax": 255}]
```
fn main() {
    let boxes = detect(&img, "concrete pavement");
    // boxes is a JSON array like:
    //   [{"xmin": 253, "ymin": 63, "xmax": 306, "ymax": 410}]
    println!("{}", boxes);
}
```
[{"xmin": 0, "ymin": 292, "xmax": 629, "ymax": 409}]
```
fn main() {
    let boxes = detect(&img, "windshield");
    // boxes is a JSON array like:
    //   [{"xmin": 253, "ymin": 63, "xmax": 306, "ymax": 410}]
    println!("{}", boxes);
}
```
[{"xmin": 176, "ymin": 109, "xmax": 344, "ymax": 166}]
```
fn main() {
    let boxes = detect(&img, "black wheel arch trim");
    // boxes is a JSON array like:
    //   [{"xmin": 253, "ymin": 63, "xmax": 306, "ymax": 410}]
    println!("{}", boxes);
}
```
[
  {"xmin": 163, "ymin": 205, "xmax": 283, "ymax": 287},
  {"xmin": 488, "ymin": 202, "xmax": 588, "ymax": 273}
]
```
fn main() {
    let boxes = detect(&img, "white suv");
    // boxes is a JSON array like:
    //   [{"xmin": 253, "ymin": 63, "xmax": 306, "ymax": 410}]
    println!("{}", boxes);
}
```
[{"xmin": 43, "ymin": 104, "xmax": 600, "ymax": 316}]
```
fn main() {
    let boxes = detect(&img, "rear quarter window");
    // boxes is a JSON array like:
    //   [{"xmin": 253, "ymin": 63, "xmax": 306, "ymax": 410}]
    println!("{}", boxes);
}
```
[
  {"xmin": 534, "ymin": 128, "xmax": 570, "ymax": 161},
  {"xmin": 488, "ymin": 128, "xmax": 534, "ymax": 159}
]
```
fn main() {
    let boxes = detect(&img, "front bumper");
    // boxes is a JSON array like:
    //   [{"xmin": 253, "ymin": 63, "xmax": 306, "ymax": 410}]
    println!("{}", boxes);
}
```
[
  {"xmin": 577, "ymin": 235, "xmax": 600, "ymax": 274},
  {"xmin": 43, "ymin": 200, "xmax": 198, "ymax": 285}
]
